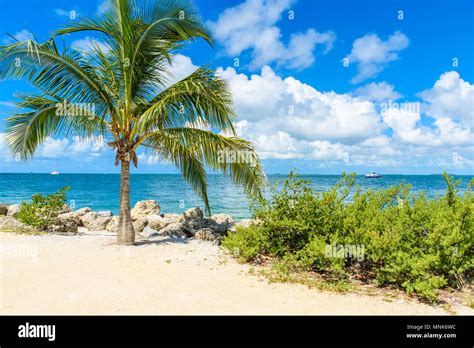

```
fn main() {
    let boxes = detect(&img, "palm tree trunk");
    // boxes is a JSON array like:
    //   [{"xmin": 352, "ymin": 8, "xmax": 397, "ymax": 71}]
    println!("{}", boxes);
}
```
[{"xmin": 117, "ymin": 159, "xmax": 135, "ymax": 245}]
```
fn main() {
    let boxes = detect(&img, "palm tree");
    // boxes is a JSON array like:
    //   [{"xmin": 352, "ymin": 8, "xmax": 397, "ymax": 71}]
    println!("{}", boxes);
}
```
[{"xmin": 0, "ymin": 0, "xmax": 265, "ymax": 245}]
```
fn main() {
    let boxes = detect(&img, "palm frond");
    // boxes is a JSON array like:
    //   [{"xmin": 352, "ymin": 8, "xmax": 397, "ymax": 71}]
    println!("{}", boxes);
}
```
[
  {"xmin": 5, "ymin": 94, "xmax": 109, "ymax": 160},
  {"xmin": 141, "ymin": 127, "xmax": 266, "ymax": 212},
  {"xmin": 133, "ymin": 67, "xmax": 236, "ymax": 136}
]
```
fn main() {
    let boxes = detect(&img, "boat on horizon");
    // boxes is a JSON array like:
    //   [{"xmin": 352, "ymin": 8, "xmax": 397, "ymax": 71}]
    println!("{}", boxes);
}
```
[
  {"xmin": 50, "ymin": 170, "xmax": 60, "ymax": 175},
  {"xmin": 365, "ymin": 172, "xmax": 382, "ymax": 178}
]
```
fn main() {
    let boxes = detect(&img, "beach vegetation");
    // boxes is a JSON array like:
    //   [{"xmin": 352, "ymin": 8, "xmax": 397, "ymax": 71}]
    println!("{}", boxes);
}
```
[
  {"xmin": 222, "ymin": 171, "xmax": 473, "ymax": 301},
  {"xmin": 15, "ymin": 186, "xmax": 71, "ymax": 231}
]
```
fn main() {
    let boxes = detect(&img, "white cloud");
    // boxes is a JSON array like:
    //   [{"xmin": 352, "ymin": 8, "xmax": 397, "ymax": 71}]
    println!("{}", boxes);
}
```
[
  {"xmin": 345, "ymin": 31, "xmax": 409, "ymax": 83},
  {"xmin": 54, "ymin": 8, "xmax": 69, "ymax": 16},
  {"xmin": 354, "ymin": 82, "xmax": 402, "ymax": 102},
  {"xmin": 419, "ymin": 71, "xmax": 474, "ymax": 128},
  {"xmin": 71, "ymin": 37, "xmax": 110, "ymax": 53},
  {"xmin": 164, "ymin": 54, "xmax": 199, "ymax": 87},
  {"xmin": 97, "ymin": 0, "xmax": 111, "ymax": 15},
  {"xmin": 54, "ymin": 8, "xmax": 78, "ymax": 17},
  {"xmin": 382, "ymin": 104, "xmax": 472, "ymax": 147},
  {"xmin": 2, "ymin": 29, "xmax": 34, "ymax": 44},
  {"xmin": 207, "ymin": 0, "xmax": 335, "ymax": 70},
  {"xmin": 38, "ymin": 136, "xmax": 107, "ymax": 159},
  {"xmin": 38, "ymin": 138, "xmax": 70, "ymax": 158},
  {"xmin": 137, "ymin": 153, "xmax": 162, "ymax": 164},
  {"xmin": 213, "ymin": 59, "xmax": 473, "ymax": 169},
  {"xmin": 0, "ymin": 101, "xmax": 15, "ymax": 108},
  {"xmin": 217, "ymin": 65, "xmax": 383, "ymax": 144}
]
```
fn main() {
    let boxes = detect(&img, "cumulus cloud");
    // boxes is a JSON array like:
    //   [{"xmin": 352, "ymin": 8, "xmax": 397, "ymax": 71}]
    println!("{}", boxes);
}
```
[
  {"xmin": 2, "ymin": 29, "xmax": 34, "ymax": 44},
  {"xmin": 163, "ymin": 54, "xmax": 199, "ymax": 87},
  {"xmin": 207, "ymin": 0, "xmax": 335, "ymax": 70},
  {"xmin": 419, "ymin": 71, "xmax": 474, "ymax": 128},
  {"xmin": 381, "ymin": 72, "xmax": 473, "ymax": 147},
  {"xmin": 354, "ymin": 82, "xmax": 402, "ymax": 102},
  {"xmin": 71, "ymin": 37, "xmax": 110, "ymax": 53},
  {"xmin": 217, "ymin": 65, "xmax": 383, "ymax": 144},
  {"xmin": 38, "ymin": 136, "xmax": 107, "ymax": 160},
  {"xmin": 345, "ymin": 31, "xmax": 409, "ymax": 83},
  {"xmin": 214, "ymin": 60, "xmax": 473, "ymax": 169}
]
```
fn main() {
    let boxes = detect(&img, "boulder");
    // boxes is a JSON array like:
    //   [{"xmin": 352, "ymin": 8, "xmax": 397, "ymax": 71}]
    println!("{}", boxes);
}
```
[
  {"xmin": 0, "ymin": 216, "xmax": 34, "ymax": 232},
  {"xmin": 182, "ymin": 207, "xmax": 204, "ymax": 221},
  {"xmin": 131, "ymin": 200, "xmax": 160, "ymax": 220},
  {"xmin": 7, "ymin": 204, "xmax": 21, "ymax": 216},
  {"xmin": 206, "ymin": 214, "xmax": 235, "ymax": 235},
  {"xmin": 98, "ymin": 210, "xmax": 113, "ymax": 217},
  {"xmin": 106, "ymin": 216, "xmax": 119, "ymax": 232},
  {"xmin": 57, "ymin": 212, "xmax": 75, "ymax": 222},
  {"xmin": 73, "ymin": 207, "xmax": 92, "ymax": 225},
  {"xmin": 141, "ymin": 225, "xmax": 159, "ymax": 238},
  {"xmin": 194, "ymin": 228, "xmax": 218, "ymax": 241},
  {"xmin": 211, "ymin": 213, "xmax": 234, "ymax": 226},
  {"xmin": 0, "ymin": 204, "xmax": 9, "ymax": 215},
  {"xmin": 132, "ymin": 218, "xmax": 148, "ymax": 234},
  {"xmin": 147, "ymin": 214, "xmax": 180, "ymax": 231},
  {"xmin": 59, "ymin": 204, "xmax": 72, "ymax": 214},
  {"xmin": 80, "ymin": 211, "xmax": 112, "ymax": 231},
  {"xmin": 157, "ymin": 222, "xmax": 187, "ymax": 238},
  {"xmin": 47, "ymin": 214, "xmax": 78, "ymax": 233}
]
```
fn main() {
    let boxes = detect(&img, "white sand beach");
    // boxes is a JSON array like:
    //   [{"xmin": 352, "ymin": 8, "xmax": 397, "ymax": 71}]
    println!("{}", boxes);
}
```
[{"xmin": 0, "ymin": 231, "xmax": 471, "ymax": 315}]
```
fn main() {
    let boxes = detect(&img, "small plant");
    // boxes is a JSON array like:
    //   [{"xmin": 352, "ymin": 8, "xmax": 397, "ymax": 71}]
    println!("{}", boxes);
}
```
[
  {"xmin": 222, "ymin": 171, "xmax": 473, "ymax": 301},
  {"xmin": 15, "ymin": 186, "xmax": 71, "ymax": 230}
]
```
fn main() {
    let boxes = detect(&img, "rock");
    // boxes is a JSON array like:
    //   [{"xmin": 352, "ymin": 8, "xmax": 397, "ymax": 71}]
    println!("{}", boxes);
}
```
[
  {"xmin": 194, "ymin": 228, "xmax": 218, "ymax": 241},
  {"xmin": 132, "ymin": 218, "xmax": 148, "ymax": 234},
  {"xmin": 58, "ymin": 212, "xmax": 74, "ymax": 221},
  {"xmin": 106, "ymin": 216, "xmax": 119, "ymax": 232},
  {"xmin": 59, "ymin": 204, "xmax": 72, "ymax": 214},
  {"xmin": 0, "ymin": 216, "xmax": 34, "ymax": 232},
  {"xmin": 141, "ymin": 225, "xmax": 159, "ymax": 238},
  {"xmin": 98, "ymin": 210, "xmax": 113, "ymax": 217},
  {"xmin": 147, "ymin": 214, "xmax": 180, "ymax": 231},
  {"xmin": 211, "ymin": 213, "xmax": 234, "ymax": 225},
  {"xmin": 182, "ymin": 207, "xmax": 204, "ymax": 221},
  {"xmin": 205, "ymin": 214, "xmax": 235, "ymax": 235},
  {"xmin": 0, "ymin": 204, "xmax": 9, "ymax": 215},
  {"xmin": 73, "ymin": 207, "xmax": 92, "ymax": 225},
  {"xmin": 47, "ymin": 214, "xmax": 78, "ymax": 233},
  {"xmin": 80, "ymin": 211, "xmax": 112, "ymax": 231},
  {"xmin": 7, "ymin": 204, "xmax": 21, "ymax": 216},
  {"xmin": 157, "ymin": 222, "xmax": 187, "ymax": 238},
  {"xmin": 229, "ymin": 219, "xmax": 260, "ymax": 232},
  {"xmin": 131, "ymin": 200, "xmax": 160, "ymax": 220}
]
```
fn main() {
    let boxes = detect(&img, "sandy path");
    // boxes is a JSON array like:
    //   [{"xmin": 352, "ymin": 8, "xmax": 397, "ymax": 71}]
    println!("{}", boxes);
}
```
[{"xmin": 0, "ymin": 231, "xmax": 460, "ymax": 315}]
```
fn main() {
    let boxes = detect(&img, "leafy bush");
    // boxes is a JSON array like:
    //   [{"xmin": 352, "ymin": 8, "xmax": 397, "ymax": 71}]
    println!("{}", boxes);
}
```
[
  {"xmin": 15, "ymin": 186, "xmax": 71, "ymax": 230},
  {"xmin": 222, "ymin": 172, "xmax": 473, "ymax": 300}
]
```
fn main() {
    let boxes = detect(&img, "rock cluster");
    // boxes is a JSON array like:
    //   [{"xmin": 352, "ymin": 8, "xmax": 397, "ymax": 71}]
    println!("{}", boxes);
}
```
[{"xmin": 0, "ymin": 200, "xmax": 254, "ymax": 242}]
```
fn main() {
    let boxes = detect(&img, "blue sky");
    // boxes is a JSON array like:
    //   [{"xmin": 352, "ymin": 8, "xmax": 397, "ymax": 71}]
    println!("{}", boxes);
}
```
[{"xmin": 0, "ymin": 0, "xmax": 473, "ymax": 174}]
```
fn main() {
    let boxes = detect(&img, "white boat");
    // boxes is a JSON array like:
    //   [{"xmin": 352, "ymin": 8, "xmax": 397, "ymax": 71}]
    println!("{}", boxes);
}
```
[
  {"xmin": 365, "ymin": 172, "xmax": 382, "ymax": 178},
  {"xmin": 50, "ymin": 170, "xmax": 60, "ymax": 175}
]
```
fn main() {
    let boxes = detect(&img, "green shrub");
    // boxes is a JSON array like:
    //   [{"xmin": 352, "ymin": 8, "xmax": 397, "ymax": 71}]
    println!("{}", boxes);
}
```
[
  {"xmin": 222, "ymin": 171, "xmax": 473, "ymax": 301},
  {"xmin": 15, "ymin": 186, "xmax": 71, "ymax": 230}
]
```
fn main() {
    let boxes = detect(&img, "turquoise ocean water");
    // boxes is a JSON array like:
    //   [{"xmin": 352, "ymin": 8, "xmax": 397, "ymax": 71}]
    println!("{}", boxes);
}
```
[{"xmin": 0, "ymin": 173, "xmax": 472, "ymax": 220}]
